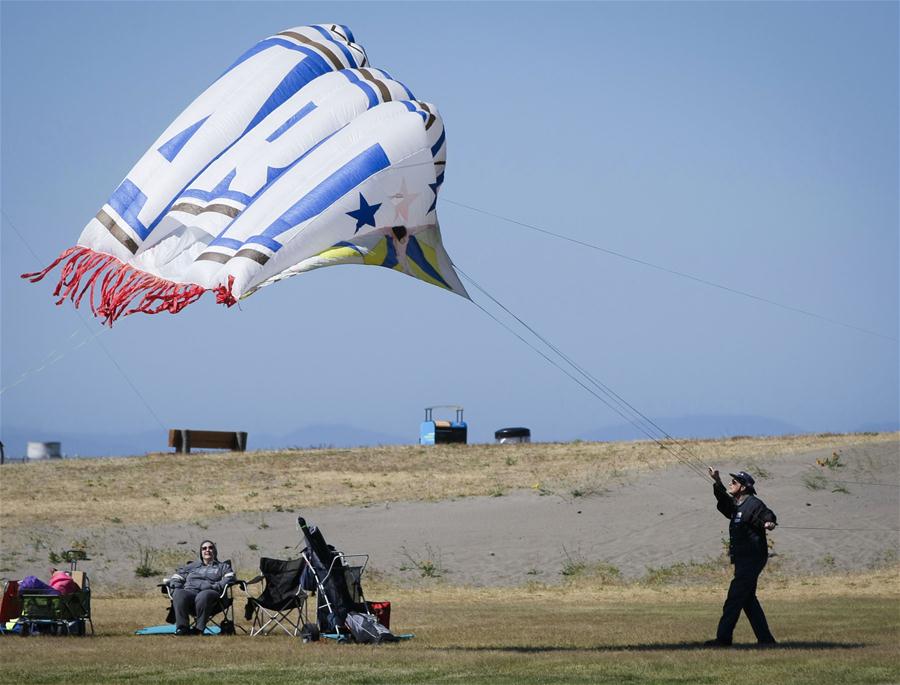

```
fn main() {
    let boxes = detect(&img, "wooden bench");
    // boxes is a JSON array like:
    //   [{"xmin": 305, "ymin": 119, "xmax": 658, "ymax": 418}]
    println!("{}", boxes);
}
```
[{"xmin": 168, "ymin": 429, "xmax": 247, "ymax": 454}]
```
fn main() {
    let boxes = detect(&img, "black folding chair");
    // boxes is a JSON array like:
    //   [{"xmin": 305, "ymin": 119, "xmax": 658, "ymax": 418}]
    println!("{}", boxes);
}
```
[{"xmin": 240, "ymin": 557, "xmax": 309, "ymax": 636}]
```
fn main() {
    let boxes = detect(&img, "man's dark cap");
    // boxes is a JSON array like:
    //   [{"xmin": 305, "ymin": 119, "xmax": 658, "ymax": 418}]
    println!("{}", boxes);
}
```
[{"xmin": 729, "ymin": 471, "xmax": 755, "ymax": 487}]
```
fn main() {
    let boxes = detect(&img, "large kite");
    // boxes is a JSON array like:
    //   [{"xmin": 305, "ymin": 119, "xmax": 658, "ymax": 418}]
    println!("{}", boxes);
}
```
[{"xmin": 24, "ymin": 24, "xmax": 468, "ymax": 325}]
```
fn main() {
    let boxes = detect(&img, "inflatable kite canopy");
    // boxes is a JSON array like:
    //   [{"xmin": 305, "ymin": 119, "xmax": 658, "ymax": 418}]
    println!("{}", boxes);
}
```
[{"xmin": 23, "ymin": 24, "xmax": 468, "ymax": 325}]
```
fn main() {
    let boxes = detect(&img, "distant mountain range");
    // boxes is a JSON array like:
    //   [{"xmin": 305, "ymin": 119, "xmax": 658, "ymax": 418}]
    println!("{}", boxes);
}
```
[
  {"xmin": 577, "ymin": 414, "xmax": 806, "ymax": 442},
  {"xmin": 577, "ymin": 414, "xmax": 899, "ymax": 442},
  {"xmin": 1, "ymin": 415, "xmax": 895, "ymax": 459}
]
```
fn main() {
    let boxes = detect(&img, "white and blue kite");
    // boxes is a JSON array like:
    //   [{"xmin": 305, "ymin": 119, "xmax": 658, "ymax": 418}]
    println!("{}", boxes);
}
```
[{"xmin": 25, "ymin": 24, "xmax": 468, "ymax": 325}]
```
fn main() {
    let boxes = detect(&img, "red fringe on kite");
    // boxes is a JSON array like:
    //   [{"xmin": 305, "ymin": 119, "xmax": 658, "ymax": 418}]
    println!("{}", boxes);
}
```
[{"xmin": 20, "ymin": 246, "xmax": 223, "ymax": 327}]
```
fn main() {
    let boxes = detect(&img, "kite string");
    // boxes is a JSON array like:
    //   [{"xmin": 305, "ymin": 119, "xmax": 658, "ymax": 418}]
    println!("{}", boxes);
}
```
[
  {"xmin": 442, "ymin": 197, "xmax": 897, "ymax": 344},
  {"xmin": 3, "ymin": 209, "xmax": 168, "ymax": 431},
  {"xmin": 455, "ymin": 265, "xmax": 711, "ymax": 481}
]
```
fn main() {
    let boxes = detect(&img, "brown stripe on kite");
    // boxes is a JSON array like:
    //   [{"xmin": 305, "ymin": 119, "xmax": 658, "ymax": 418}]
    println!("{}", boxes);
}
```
[
  {"xmin": 169, "ymin": 202, "xmax": 205, "ymax": 216},
  {"xmin": 234, "ymin": 248, "xmax": 270, "ymax": 266},
  {"xmin": 359, "ymin": 68, "xmax": 392, "ymax": 102},
  {"xmin": 416, "ymin": 103, "xmax": 435, "ymax": 130},
  {"xmin": 195, "ymin": 251, "xmax": 231, "ymax": 264},
  {"xmin": 171, "ymin": 202, "xmax": 241, "ymax": 218},
  {"xmin": 202, "ymin": 203, "xmax": 240, "ymax": 218},
  {"xmin": 96, "ymin": 209, "xmax": 139, "ymax": 254},
  {"xmin": 278, "ymin": 31, "xmax": 345, "ymax": 70}
]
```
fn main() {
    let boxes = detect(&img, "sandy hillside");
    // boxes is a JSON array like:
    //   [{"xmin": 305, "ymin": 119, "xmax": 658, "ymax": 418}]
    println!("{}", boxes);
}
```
[{"xmin": 0, "ymin": 435, "xmax": 896, "ymax": 592}]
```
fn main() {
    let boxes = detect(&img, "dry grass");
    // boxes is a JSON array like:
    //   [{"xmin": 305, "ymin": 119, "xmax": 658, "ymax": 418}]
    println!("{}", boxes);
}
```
[
  {"xmin": 1, "ymin": 432, "xmax": 894, "ymax": 528},
  {"xmin": 1, "ymin": 571, "xmax": 898, "ymax": 684}
]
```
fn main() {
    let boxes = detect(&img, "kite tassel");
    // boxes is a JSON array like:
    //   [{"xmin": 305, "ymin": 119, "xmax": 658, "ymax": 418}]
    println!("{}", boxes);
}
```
[
  {"xmin": 21, "ymin": 247, "xmax": 207, "ymax": 326},
  {"xmin": 214, "ymin": 276, "xmax": 237, "ymax": 307}
]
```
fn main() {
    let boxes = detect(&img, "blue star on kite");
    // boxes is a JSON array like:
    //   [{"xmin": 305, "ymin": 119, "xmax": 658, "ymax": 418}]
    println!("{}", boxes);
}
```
[
  {"xmin": 427, "ymin": 182, "xmax": 439, "ymax": 213},
  {"xmin": 347, "ymin": 193, "xmax": 381, "ymax": 233}
]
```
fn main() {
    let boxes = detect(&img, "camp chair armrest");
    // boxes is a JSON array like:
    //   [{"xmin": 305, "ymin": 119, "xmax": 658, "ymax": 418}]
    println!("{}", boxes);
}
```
[
  {"xmin": 216, "ymin": 581, "xmax": 238, "ymax": 599},
  {"xmin": 238, "ymin": 575, "xmax": 265, "ymax": 590}
]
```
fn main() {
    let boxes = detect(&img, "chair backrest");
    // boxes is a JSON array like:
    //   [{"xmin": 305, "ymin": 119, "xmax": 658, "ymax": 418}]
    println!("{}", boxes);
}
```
[
  {"xmin": 259, "ymin": 557, "xmax": 305, "ymax": 603},
  {"xmin": 70, "ymin": 571, "xmax": 87, "ymax": 591},
  {"xmin": 344, "ymin": 566, "xmax": 364, "ymax": 604}
]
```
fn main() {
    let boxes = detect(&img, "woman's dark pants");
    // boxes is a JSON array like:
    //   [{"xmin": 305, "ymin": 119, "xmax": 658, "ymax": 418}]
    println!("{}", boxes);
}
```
[{"xmin": 173, "ymin": 588, "xmax": 220, "ymax": 632}]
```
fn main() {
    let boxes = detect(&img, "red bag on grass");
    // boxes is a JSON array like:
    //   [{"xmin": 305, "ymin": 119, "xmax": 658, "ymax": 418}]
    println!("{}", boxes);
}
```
[{"xmin": 367, "ymin": 601, "xmax": 391, "ymax": 629}]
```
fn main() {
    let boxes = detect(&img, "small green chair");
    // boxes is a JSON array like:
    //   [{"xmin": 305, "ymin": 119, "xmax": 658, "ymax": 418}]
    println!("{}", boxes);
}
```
[{"xmin": 19, "ymin": 550, "xmax": 93, "ymax": 636}]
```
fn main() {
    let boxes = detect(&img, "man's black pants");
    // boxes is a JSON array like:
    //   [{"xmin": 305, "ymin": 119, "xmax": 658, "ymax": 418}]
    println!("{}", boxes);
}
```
[{"xmin": 716, "ymin": 556, "xmax": 775, "ymax": 643}]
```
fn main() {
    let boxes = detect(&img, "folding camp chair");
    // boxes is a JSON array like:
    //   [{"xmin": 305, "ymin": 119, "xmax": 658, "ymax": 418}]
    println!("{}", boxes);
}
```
[
  {"xmin": 19, "ymin": 550, "xmax": 93, "ymax": 636},
  {"xmin": 239, "ymin": 557, "xmax": 310, "ymax": 636},
  {"xmin": 297, "ymin": 517, "xmax": 372, "ymax": 635},
  {"xmin": 159, "ymin": 561, "xmax": 239, "ymax": 635}
]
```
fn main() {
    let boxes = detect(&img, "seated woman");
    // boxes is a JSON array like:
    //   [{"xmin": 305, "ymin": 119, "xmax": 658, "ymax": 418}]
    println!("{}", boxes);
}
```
[{"xmin": 167, "ymin": 540, "xmax": 234, "ymax": 636}]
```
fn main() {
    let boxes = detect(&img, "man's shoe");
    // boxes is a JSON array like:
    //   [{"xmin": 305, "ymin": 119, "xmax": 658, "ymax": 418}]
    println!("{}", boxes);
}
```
[
  {"xmin": 174, "ymin": 626, "xmax": 192, "ymax": 636},
  {"xmin": 704, "ymin": 638, "xmax": 732, "ymax": 647},
  {"xmin": 757, "ymin": 639, "xmax": 777, "ymax": 647}
]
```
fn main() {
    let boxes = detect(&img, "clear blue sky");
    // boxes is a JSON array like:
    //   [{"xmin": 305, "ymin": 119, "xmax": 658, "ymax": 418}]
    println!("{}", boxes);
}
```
[{"xmin": 2, "ymin": 1, "xmax": 897, "ymax": 454}]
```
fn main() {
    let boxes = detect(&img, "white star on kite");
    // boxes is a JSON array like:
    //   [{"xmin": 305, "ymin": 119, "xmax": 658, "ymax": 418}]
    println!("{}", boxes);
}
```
[{"xmin": 391, "ymin": 178, "xmax": 420, "ymax": 223}]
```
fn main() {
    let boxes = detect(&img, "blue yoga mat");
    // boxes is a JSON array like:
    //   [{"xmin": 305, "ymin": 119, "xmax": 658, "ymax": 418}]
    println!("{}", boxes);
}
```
[{"xmin": 135, "ymin": 624, "xmax": 220, "ymax": 635}]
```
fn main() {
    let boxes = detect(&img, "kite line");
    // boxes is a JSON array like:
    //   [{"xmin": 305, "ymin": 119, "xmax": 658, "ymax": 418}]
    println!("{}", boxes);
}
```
[
  {"xmin": 455, "ymin": 264, "xmax": 712, "ymax": 481},
  {"xmin": 444, "ymin": 198, "xmax": 897, "ymax": 344}
]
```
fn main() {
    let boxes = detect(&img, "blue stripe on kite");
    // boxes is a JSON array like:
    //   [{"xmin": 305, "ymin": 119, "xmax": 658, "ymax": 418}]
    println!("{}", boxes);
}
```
[
  {"xmin": 334, "ymin": 240, "xmax": 365, "ymax": 256},
  {"xmin": 406, "ymin": 236, "xmax": 450, "ymax": 289},
  {"xmin": 395, "ymin": 78, "xmax": 414, "ymax": 100},
  {"xmin": 220, "ymin": 37, "xmax": 307, "ymax": 78},
  {"xmin": 399, "ymin": 101, "xmax": 427, "ymax": 122},
  {"xmin": 338, "ymin": 25, "xmax": 355, "ymax": 43},
  {"xmin": 180, "ymin": 170, "xmax": 254, "ymax": 206},
  {"xmin": 266, "ymin": 101, "xmax": 317, "ymax": 142},
  {"xmin": 157, "ymin": 116, "xmax": 210, "ymax": 162},
  {"xmin": 340, "ymin": 70, "xmax": 378, "ymax": 108},
  {"xmin": 208, "ymin": 237, "xmax": 244, "ymax": 250},
  {"xmin": 381, "ymin": 237, "xmax": 398, "ymax": 269},
  {"xmin": 430, "ymin": 129, "xmax": 446, "ymax": 157},
  {"xmin": 262, "ymin": 143, "xmax": 391, "ymax": 239},
  {"xmin": 108, "ymin": 179, "xmax": 150, "ymax": 240},
  {"xmin": 310, "ymin": 24, "xmax": 357, "ymax": 66},
  {"xmin": 435, "ymin": 171, "xmax": 445, "ymax": 186},
  {"xmin": 180, "ymin": 188, "xmax": 253, "ymax": 205},
  {"xmin": 245, "ymin": 234, "xmax": 283, "ymax": 251},
  {"xmin": 242, "ymin": 55, "xmax": 330, "ymax": 137}
]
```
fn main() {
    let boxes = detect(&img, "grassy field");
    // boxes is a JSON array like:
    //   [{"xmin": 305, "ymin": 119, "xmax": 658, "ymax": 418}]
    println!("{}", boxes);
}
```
[
  {"xmin": 2, "ymin": 433, "xmax": 897, "ymax": 683},
  {"xmin": 1, "ymin": 432, "xmax": 894, "ymax": 527},
  {"xmin": 1, "ymin": 574, "xmax": 898, "ymax": 684}
]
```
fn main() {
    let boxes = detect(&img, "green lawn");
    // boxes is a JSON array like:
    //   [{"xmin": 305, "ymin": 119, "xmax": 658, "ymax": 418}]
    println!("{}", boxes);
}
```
[{"xmin": 1, "ymin": 590, "xmax": 897, "ymax": 684}]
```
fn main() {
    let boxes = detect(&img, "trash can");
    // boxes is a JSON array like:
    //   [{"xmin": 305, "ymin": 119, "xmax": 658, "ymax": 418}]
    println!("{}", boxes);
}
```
[{"xmin": 494, "ymin": 427, "xmax": 531, "ymax": 444}]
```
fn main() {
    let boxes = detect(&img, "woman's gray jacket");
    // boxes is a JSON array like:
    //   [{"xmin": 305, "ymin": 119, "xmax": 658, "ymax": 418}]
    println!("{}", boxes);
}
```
[{"xmin": 170, "ymin": 558, "xmax": 234, "ymax": 593}]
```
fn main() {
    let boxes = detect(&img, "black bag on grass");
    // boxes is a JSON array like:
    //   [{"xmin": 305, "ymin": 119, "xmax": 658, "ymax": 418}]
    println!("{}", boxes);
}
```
[{"xmin": 345, "ymin": 611, "xmax": 397, "ymax": 644}]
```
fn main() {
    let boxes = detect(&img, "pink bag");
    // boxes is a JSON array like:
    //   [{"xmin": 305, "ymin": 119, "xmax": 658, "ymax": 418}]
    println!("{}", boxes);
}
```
[{"xmin": 49, "ymin": 571, "xmax": 80, "ymax": 595}]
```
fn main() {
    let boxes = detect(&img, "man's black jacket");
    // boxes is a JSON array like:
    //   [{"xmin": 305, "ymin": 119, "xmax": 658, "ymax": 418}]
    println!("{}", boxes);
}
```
[{"xmin": 714, "ymin": 482, "xmax": 777, "ymax": 561}]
